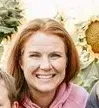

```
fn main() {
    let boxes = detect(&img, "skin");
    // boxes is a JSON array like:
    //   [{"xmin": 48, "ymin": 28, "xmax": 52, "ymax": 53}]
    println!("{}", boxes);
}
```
[
  {"xmin": 20, "ymin": 32, "xmax": 67, "ymax": 107},
  {"xmin": 0, "ymin": 80, "xmax": 18, "ymax": 108}
]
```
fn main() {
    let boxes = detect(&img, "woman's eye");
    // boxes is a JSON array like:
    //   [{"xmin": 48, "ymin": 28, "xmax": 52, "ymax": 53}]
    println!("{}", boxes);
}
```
[
  {"xmin": 29, "ymin": 54, "xmax": 41, "ymax": 58},
  {"xmin": 50, "ymin": 54, "xmax": 61, "ymax": 59}
]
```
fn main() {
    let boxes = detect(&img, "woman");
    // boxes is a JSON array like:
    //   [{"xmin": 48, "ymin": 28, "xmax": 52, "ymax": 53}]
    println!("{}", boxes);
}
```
[
  {"xmin": 86, "ymin": 81, "xmax": 99, "ymax": 108},
  {"xmin": 6, "ymin": 18, "xmax": 89, "ymax": 108}
]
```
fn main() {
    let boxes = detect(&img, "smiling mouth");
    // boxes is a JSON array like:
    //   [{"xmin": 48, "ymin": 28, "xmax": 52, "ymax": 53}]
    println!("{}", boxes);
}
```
[{"xmin": 36, "ymin": 74, "xmax": 56, "ymax": 79}]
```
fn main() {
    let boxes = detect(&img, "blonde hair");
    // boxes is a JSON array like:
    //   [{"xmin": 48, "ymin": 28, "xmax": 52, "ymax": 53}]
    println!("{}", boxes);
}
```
[{"xmin": 0, "ymin": 69, "xmax": 17, "ymax": 103}]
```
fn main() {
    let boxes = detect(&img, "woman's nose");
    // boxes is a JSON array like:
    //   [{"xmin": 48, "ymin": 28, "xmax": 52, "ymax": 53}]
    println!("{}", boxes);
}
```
[{"xmin": 40, "ymin": 56, "xmax": 52, "ymax": 71}]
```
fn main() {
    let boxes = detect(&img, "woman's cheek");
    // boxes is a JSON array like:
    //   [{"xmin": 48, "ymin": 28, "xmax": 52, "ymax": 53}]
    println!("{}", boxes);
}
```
[{"xmin": 51, "ymin": 59, "xmax": 66, "ymax": 72}]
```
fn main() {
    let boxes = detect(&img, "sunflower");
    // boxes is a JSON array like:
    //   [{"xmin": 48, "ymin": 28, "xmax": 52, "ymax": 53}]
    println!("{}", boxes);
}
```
[
  {"xmin": 74, "ymin": 16, "xmax": 99, "ymax": 92},
  {"xmin": 75, "ymin": 16, "xmax": 99, "ymax": 69},
  {"xmin": 86, "ymin": 20, "xmax": 99, "ymax": 53}
]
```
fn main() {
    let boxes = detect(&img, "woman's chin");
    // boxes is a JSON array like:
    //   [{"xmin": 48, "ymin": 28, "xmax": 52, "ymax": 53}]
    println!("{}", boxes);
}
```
[{"xmin": 35, "ymin": 85, "xmax": 56, "ymax": 93}]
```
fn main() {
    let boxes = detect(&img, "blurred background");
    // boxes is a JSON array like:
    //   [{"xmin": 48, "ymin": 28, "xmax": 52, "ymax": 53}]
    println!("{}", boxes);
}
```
[{"xmin": 0, "ymin": 0, "xmax": 99, "ymax": 92}]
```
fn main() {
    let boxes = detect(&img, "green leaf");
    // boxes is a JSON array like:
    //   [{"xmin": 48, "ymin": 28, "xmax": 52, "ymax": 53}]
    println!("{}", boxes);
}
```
[
  {"xmin": 0, "ymin": 0, "xmax": 23, "ymax": 42},
  {"xmin": 0, "ymin": 7, "xmax": 8, "ymax": 16},
  {"xmin": 0, "ymin": 26, "xmax": 14, "ymax": 34},
  {"xmin": 75, "ymin": 60, "xmax": 99, "ymax": 92}
]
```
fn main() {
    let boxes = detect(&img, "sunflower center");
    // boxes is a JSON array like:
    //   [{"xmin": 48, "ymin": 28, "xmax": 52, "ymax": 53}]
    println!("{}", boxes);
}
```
[{"xmin": 85, "ymin": 21, "xmax": 99, "ymax": 53}]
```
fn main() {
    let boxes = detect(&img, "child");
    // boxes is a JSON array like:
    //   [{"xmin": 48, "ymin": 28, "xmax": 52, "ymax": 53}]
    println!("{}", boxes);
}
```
[
  {"xmin": 86, "ymin": 81, "xmax": 99, "ymax": 108},
  {"xmin": 0, "ymin": 69, "xmax": 19, "ymax": 108}
]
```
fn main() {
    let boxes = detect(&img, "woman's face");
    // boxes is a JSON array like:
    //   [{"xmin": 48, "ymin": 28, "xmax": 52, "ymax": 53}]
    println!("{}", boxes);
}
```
[{"xmin": 21, "ymin": 32, "xmax": 67, "ymax": 92}]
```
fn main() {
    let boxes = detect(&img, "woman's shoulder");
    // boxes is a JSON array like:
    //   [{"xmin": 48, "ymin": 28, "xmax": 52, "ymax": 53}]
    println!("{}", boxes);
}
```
[
  {"xmin": 70, "ymin": 83, "xmax": 89, "ymax": 97},
  {"xmin": 68, "ymin": 83, "xmax": 89, "ymax": 105},
  {"xmin": 60, "ymin": 83, "xmax": 89, "ymax": 108}
]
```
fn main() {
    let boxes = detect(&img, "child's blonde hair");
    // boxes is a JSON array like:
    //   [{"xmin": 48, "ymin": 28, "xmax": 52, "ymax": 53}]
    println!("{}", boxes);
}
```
[{"xmin": 0, "ymin": 69, "xmax": 17, "ymax": 104}]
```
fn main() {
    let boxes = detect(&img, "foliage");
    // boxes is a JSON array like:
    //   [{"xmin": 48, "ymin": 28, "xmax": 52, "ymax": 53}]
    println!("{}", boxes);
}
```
[
  {"xmin": 0, "ymin": 0, "xmax": 23, "ymax": 42},
  {"xmin": 75, "ymin": 59, "xmax": 99, "ymax": 92},
  {"xmin": 54, "ymin": 11, "xmax": 66, "ymax": 26},
  {"xmin": 73, "ymin": 16, "xmax": 99, "ymax": 92}
]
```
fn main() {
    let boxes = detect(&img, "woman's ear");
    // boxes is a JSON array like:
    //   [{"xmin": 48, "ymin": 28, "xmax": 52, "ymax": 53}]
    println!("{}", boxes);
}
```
[
  {"xmin": 19, "ymin": 49, "xmax": 24, "ymax": 70},
  {"xmin": 19, "ymin": 59, "xmax": 24, "ymax": 70},
  {"xmin": 12, "ymin": 101, "xmax": 19, "ymax": 108}
]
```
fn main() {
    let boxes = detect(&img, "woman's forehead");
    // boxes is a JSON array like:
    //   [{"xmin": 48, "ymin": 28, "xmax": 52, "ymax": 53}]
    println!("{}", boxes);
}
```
[{"xmin": 24, "ymin": 32, "xmax": 65, "ymax": 46}]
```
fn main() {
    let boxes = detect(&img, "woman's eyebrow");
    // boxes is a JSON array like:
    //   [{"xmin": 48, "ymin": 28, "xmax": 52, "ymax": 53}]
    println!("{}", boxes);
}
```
[
  {"xmin": 29, "ymin": 51, "xmax": 40, "ymax": 54},
  {"xmin": 50, "ymin": 51, "xmax": 63, "ymax": 54}
]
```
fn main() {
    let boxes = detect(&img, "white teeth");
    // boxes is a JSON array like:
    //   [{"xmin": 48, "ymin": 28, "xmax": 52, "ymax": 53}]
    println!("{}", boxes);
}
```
[{"xmin": 36, "ymin": 75, "xmax": 53, "ymax": 79}]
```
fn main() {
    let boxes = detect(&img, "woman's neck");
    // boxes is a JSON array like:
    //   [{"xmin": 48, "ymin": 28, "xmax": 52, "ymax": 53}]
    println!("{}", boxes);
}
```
[{"xmin": 29, "ymin": 88, "xmax": 56, "ymax": 108}]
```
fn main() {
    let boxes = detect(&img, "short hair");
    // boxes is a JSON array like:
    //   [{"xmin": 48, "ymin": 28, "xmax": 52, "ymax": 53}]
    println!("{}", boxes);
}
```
[
  {"xmin": 6, "ymin": 18, "xmax": 80, "ymax": 100},
  {"xmin": 0, "ymin": 69, "xmax": 17, "ymax": 104}
]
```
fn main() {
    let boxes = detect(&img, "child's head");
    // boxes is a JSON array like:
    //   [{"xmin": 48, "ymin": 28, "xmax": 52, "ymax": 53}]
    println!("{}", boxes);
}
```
[{"xmin": 0, "ymin": 69, "xmax": 18, "ymax": 108}]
